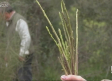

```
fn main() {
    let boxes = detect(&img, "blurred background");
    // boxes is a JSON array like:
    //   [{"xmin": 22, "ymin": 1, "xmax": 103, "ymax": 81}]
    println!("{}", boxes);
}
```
[{"xmin": 0, "ymin": 0, "xmax": 112, "ymax": 81}]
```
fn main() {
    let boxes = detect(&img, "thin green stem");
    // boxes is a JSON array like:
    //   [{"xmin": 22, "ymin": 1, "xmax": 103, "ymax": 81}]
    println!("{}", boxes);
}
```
[
  {"xmin": 75, "ymin": 9, "xmax": 78, "ymax": 75},
  {"xmin": 36, "ymin": 0, "xmax": 79, "ymax": 75},
  {"xmin": 36, "ymin": 0, "xmax": 59, "ymax": 42}
]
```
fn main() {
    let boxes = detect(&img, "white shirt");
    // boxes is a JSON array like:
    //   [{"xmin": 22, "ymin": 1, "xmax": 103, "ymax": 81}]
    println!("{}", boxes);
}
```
[{"xmin": 6, "ymin": 19, "xmax": 31, "ymax": 57}]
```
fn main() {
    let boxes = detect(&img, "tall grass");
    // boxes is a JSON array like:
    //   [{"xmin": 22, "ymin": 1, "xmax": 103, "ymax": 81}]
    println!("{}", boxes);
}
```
[{"xmin": 36, "ymin": 0, "xmax": 78, "ymax": 75}]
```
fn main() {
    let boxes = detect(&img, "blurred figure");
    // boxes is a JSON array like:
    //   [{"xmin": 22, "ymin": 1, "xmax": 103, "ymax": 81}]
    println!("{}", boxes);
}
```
[{"xmin": 0, "ymin": 2, "xmax": 34, "ymax": 81}]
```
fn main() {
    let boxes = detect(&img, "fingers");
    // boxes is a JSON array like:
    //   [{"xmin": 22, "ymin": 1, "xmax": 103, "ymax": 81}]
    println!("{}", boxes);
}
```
[
  {"xmin": 61, "ymin": 75, "xmax": 86, "ymax": 81},
  {"xmin": 101, "ymin": 79, "xmax": 112, "ymax": 81}
]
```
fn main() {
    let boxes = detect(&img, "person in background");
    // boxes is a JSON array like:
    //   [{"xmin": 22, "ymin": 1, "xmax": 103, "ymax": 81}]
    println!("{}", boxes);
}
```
[{"xmin": 0, "ymin": 2, "xmax": 34, "ymax": 81}]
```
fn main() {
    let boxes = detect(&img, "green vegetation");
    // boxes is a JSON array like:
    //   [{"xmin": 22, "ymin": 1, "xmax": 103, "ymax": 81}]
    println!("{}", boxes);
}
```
[
  {"xmin": 0, "ymin": 0, "xmax": 112, "ymax": 81},
  {"xmin": 36, "ymin": 0, "xmax": 79, "ymax": 75}
]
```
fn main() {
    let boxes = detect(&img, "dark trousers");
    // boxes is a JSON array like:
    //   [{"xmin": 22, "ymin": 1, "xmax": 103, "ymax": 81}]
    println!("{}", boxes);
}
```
[{"xmin": 15, "ymin": 54, "xmax": 33, "ymax": 81}]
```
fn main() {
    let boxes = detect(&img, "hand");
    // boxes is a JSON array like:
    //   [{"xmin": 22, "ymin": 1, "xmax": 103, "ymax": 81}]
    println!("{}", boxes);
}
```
[
  {"xmin": 18, "ymin": 56, "xmax": 25, "ymax": 62},
  {"xmin": 61, "ymin": 75, "xmax": 86, "ymax": 81},
  {"xmin": 101, "ymin": 79, "xmax": 112, "ymax": 81}
]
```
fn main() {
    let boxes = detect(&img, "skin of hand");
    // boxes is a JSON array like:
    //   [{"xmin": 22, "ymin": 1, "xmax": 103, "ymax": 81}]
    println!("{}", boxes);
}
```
[
  {"xmin": 61, "ymin": 75, "xmax": 86, "ymax": 81},
  {"xmin": 101, "ymin": 79, "xmax": 112, "ymax": 81},
  {"xmin": 18, "ymin": 56, "xmax": 25, "ymax": 62}
]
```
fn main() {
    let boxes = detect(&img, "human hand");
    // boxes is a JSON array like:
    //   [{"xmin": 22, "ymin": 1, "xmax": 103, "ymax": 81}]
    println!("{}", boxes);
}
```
[
  {"xmin": 101, "ymin": 79, "xmax": 112, "ymax": 81},
  {"xmin": 61, "ymin": 75, "xmax": 86, "ymax": 81},
  {"xmin": 18, "ymin": 56, "xmax": 25, "ymax": 62}
]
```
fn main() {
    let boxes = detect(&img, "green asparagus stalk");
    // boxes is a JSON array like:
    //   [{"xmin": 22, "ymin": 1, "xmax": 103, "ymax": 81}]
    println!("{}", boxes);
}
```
[{"xmin": 36, "ymin": 0, "xmax": 79, "ymax": 75}]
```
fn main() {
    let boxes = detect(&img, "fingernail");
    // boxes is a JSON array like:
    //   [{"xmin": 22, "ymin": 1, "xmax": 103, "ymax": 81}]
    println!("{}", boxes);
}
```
[{"xmin": 61, "ymin": 75, "xmax": 66, "ymax": 80}]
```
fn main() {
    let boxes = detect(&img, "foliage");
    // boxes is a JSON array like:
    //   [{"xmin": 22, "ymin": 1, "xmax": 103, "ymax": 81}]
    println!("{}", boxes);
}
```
[
  {"xmin": 0, "ymin": 0, "xmax": 112, "ymax": 81},
  {"xmin": 36, "ymin": 0, "xmax": 79, "ymax": 75}
]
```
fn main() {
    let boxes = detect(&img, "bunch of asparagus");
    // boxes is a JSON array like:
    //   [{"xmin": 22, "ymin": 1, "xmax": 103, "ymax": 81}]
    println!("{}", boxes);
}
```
[{"xmin": 36, "ymin": 0, "xmax": 78, "ymax": 75}]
